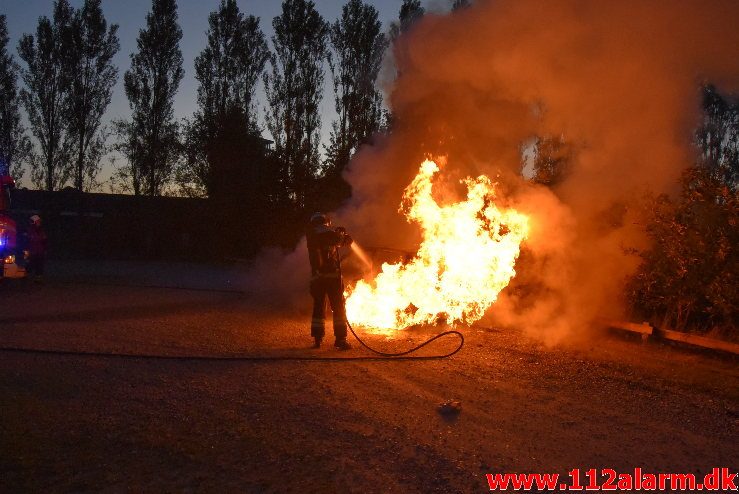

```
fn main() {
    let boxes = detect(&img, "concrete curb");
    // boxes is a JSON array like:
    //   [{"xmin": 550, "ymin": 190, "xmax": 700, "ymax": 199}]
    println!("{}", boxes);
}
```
[{"xmin": 606, "ymin": 320, "xmax": 739, "ymax": 356}]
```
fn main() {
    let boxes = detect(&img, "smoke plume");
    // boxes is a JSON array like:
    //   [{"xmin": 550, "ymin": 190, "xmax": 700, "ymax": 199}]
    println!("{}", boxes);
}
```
[{"xmin": 333, "ymin": 0, "xmax": 739, "ymax": 342}]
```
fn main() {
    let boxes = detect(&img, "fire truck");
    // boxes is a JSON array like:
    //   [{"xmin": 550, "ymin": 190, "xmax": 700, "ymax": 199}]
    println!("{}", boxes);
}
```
[{"xmin": 0, "ymin": 171, "xmax": 26, "ymax": 279}]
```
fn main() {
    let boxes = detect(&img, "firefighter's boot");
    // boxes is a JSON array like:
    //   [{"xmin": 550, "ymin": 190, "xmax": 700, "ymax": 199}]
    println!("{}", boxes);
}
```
[{"xmin": 334, "ymin": 339, "xmax": 351, "ymax": 350}]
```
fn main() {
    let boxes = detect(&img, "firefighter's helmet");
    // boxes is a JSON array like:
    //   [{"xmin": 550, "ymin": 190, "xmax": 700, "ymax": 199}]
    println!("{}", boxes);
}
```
[
  {"xmin": 30, "ymin": 214, "xmax": 41, "ymax": 225},
  {"xmin": 310, "ymin": 212, "xmax": 330, "ymax": 226}
]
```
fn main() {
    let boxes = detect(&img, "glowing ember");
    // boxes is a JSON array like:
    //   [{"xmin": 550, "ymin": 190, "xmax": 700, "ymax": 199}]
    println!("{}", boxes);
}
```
[{"xmin": 345, "ymin": 159, "xmax": 529, "ymax": 331}]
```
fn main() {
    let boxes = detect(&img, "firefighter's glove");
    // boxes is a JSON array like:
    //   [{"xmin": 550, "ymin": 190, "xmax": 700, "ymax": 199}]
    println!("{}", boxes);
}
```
[{"xmin": 336, "ymin": 227, "xmax": 353, "ymax": 246}]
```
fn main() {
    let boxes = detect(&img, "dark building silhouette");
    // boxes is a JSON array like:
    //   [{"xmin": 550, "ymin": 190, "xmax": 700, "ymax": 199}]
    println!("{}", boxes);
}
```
[{"xmin": 10, "ymin": 188, "xmax": 213, "ymax": 260}]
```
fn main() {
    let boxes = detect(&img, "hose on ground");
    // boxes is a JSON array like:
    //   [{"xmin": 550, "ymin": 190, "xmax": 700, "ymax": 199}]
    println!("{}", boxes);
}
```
[
  {"xmin": 346, "ymin": 320, "xmax": 464, "ymax": 358},
  {"xmin": 0, "ymin": 327, "xmax": 463, "ymax": 362},
  {"xmin": 0, "ymin": 280, "xmax": 465, "ymax": 361}
]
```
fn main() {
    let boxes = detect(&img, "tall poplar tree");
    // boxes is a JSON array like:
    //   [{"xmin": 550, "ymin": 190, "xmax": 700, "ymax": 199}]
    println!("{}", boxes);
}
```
[
  {"xmin": 18, "ymin": 0, "xmax": 74, "ymax": 190},
  {"xmin": 66, "ymin": 0, "xmax": 119, "ymax": 191},
  {"xmin": 195, "ymin": 0, "xmax": 268, "ymax": 132},
  {"xmin": 451, "ymin": 0, "xmax": 471, "ymax": 11},
  {"xmin": 117, "ymin": 0, "xmax": 183, "ymax": 196},
  {"xmin": 179, "ymin": 0, "xmax": 269, "ymax": 197},
  {"xmin": 389, "ymin": 0, "xmax": 425, "ymax": 40},
  {"xmin": 323, "ymin": 0, "xmax": 387, "ymax": 206},
  {"xmin": 383, "ymin": 0, "xmax": 425, "ymax": 133},
  {"xmin": 264, "ymin": 0, "xmax": 328, "ymax": 209},
  {"xmin": 0, "ymin": 15, "xmax": 32, "ymax": 180}
]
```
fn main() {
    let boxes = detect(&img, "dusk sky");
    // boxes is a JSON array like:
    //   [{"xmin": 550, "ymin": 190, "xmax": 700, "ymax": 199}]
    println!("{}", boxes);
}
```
[{"xmin": 0, "ymin": 0, "xmax": 411, "ymax": 187}]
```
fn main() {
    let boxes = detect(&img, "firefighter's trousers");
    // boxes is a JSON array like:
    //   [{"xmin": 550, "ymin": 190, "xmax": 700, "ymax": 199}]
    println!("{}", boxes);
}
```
[{"xmin": 310, "ymin": 275, "xmax": 347, "ymax": 340}]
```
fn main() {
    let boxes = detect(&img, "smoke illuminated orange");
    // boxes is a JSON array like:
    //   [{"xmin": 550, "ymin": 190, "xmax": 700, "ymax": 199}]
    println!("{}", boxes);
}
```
[{"xmin": 345, "ymin": 159, "xmax": 529, "ymax": 331}]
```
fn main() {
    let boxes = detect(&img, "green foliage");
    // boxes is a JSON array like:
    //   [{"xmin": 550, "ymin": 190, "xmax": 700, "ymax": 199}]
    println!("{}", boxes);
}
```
[
  {"xmin": 264, "ymin": 0, "xmax": 329, "ymax": 210},
  {"xmin": 628, "ymin": 87, "xmax": 738, "ymax": 333},
  {"xmin": 628, "ymin": 167, "xmax": 738, "ymax": 331},
  {"xmin": 17, "ymin": 0, "xmax": 74, "ymax": 191},
  {"xmin": 117, "ymin": 0, "xmax": 183, "ymax": 196},
  {"xmin": 0, "ymin": 15, "xmax": 32, "ymax": 184}
]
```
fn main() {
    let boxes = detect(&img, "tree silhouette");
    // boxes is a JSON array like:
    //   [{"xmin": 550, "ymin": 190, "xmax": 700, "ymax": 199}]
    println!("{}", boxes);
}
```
[
  {"xmin": 264, "ymin": 0, "xmax": 329, "ymax": 210},
  {"xmin": 322, "ymin": 0, "xmax": 387, "ymax": 209},
  {"xmin": 66, "ymin": 0, "xmax": 119, "ymax": 191},
  {"xmin": 179, "ymin": 0, "xmax": 269, "ymax": 197},
  {"xmin": 117, "ymin": 0, "xmax": 183, "ymax": 196},
  {"xmin": 390, "ymin": 0, "xmax": 425, "ymax": 40},
  {"xmin": 451, "ymin": 0, "xmax": 471, "ymax": 11},
  {"xmin": 18, "ymin": 0, "xmax": 74, "ymax": 190},
  {"xmin": 0, "ymin": 15, "xmax": 32, "ymax": 182},
  {"xmin": 384, "ymin": 0, "xmax": 425, "ymax": 132}
]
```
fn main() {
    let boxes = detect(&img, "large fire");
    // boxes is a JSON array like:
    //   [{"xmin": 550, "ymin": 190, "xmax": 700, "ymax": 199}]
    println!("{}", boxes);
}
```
[{"xmin": 345, "ymin": 159, "xmax": 530, "ymax": 331}]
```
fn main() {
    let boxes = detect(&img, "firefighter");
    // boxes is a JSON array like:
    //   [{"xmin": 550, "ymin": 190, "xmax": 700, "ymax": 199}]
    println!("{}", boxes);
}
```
[
  {"xmin": 25, "ymin": 215, "xmax": 47, "ymax": 281},
  {"xmin": 307, "ymin": 212, "xmax": 353, "ymax": 350}
]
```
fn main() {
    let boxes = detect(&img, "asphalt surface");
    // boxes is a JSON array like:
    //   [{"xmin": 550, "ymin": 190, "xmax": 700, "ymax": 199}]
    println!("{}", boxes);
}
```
[{"xmin": 1, "ymin": 270, "xmax": 737, "ymax": 493}]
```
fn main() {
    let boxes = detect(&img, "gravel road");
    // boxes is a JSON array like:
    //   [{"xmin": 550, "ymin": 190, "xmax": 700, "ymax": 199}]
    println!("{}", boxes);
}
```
[{"xmin": 1, "ymin": 268, "xmax": 737, "ymax": 493}]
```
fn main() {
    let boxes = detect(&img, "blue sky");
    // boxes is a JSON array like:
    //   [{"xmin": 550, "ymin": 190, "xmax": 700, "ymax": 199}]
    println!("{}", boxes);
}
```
[{"xmin": 0, "ymin": 0, "xmax": 409, "ymax": 188}]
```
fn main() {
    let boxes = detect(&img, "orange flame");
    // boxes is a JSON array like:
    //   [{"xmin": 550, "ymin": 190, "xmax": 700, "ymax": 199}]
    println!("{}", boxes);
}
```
[{"xmin": 345, "ymin": 159, "xmax": 529, "ymax": 332}]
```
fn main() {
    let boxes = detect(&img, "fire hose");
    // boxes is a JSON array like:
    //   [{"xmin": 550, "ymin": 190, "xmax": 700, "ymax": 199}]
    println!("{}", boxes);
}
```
[
  {"xmin": 1, "ymin": 240, "xmax": 466, "ymax": 360},
  {"xmin": 0, "ymin": 282, "xmax": 465, "ymax": 362},
  {"xmin": 338, "ymin": 250, "xmax": 464, "ymax": 359},
  {"xmin": 346, "ymin": 321, "xmax": 464, "ymax": 359},
  {"xmin": 0, "ymin": 326, "xmax": 464, "ymax": 361}
]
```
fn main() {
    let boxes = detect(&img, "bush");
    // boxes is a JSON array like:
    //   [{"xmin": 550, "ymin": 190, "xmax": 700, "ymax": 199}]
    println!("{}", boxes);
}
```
[{"xmin": 627, "ymin": 165, "xmax": 738, "ymax": 334}]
